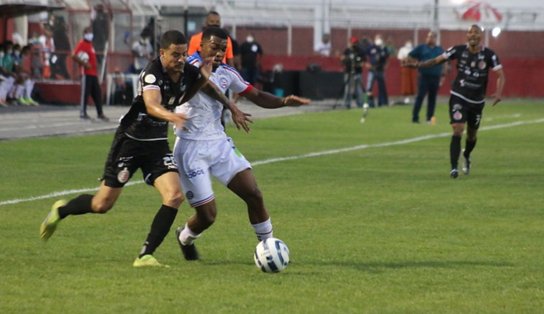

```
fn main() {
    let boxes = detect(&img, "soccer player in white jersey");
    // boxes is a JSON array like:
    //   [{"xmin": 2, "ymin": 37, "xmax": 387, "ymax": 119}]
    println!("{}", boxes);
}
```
[{"xmin": 173, "ymin": 27, "xmax": 310, "ymax": 260}]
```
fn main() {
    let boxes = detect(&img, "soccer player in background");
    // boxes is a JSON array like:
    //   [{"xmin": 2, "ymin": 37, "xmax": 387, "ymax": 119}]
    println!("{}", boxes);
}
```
[
  {"xmin": 173, "ymin": 27, "xmax": 310, "ymax": 260},
  {"xmin": 407, "ymin": 24, "xmax": 505, "ymax": 178},
  {"xmin": 40, "ymin": 30, "xmax": 247, "ymax": 267}
]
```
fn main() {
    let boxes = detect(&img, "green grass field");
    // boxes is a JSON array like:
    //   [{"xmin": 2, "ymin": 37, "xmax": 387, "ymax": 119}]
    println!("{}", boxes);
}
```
[{"xmin": 1, "ymin": 100, "xmax": 543, "ymax": 313}]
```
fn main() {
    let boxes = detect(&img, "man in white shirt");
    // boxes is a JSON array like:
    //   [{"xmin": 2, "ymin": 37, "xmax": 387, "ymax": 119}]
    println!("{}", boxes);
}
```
[{"xmin": 173, "ymin": 27, "xmax": 310, "ymax": 260}]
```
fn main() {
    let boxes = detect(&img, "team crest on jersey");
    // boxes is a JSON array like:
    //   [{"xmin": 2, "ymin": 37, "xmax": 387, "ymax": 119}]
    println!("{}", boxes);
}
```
[
  {"xmin": 186, "ymin": 191, "xmax": 194, "ymax": 200},
  {"xmin": 144, "ymin": 74, "xmax": 156, "ymax": 84},
  {"xmin": 478, "ymin": 60, "xmax": 486, "ymax": 69},
  {"xmin": 168, "ymin": 97, "xmax": 175, "ymax": 105},
  {"xmin": 117, "ymin": 167, "xmax": 130, "ymax": 183},
  {"xmin": 219, "ymin": 77, "xmax": 229, "ymax": 89}
]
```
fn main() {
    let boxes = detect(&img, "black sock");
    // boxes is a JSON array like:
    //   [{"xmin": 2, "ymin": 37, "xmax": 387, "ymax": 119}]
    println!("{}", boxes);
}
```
[
  {"xmin": 58, "ymin": 194, "xmax": 94, "ymax": 219},
  {"xmin": 139, "ymin": 205, "xmax": 178, "ymax": 258},
  {"xmin": 450, "ymin": 135, "xmax": 462, "ymax": 169},
  {"xmin": 464, "ymin": 139, "xmax": 477, "ymax": 158}
]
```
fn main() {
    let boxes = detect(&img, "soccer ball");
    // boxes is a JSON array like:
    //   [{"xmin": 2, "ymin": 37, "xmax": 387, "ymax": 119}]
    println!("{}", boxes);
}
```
[
  {"xmin": 77, "ymin": 51, "xmax": 89, "ymax": 63},
  {"xmin": 254, "ymin": 237, "xmax": 290, "ymax": 273}
]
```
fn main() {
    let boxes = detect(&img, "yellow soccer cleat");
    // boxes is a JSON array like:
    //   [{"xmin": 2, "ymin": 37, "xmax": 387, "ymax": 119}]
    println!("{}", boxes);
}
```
[
  {"xmin": 133, "ymin": 255, "xmax": 169, "ymax": 268},
  {"xmin": 40, "ymin": 200, "xmax": 67, "ymax": 240}
]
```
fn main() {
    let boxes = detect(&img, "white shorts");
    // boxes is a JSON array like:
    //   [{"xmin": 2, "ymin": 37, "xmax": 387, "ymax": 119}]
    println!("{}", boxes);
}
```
[{"xmin": 173, "ymin": 137, "xmax": 251, "ymax": 207}]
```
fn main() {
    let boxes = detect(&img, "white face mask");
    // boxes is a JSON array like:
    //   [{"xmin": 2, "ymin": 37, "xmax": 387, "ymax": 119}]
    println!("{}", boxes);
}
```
[
  {"xmin": 246, "ymin": 36, "xmax": 254, "ymax": 43},
  {"xmin": 84, "ymin": 33, "xmax": 94, "ymax": 42},
  {"xmin": 374, "ymin": 38, "xmax": 383, "ymax": 46}
]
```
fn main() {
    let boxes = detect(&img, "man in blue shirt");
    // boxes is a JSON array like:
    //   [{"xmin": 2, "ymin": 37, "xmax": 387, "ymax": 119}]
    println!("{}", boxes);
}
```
[
  {"xmin": 405, "ymin": 31, "xmax": 445, "ymax": 123},
  {"xmin": 365, "ymin": 34, "xmax": 390, "ymax": 107}
]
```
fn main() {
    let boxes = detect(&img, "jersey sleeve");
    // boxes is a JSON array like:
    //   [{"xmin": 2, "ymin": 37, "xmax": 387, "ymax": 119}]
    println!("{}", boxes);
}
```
[
  {"xmin": 224, "ymin": 65, "xmax": 252, "ymax": 94},
  {"xmin": 408, "ymin": 45, "xmax": 420, "ymax": 59},
  {"xmin": 443, "ymin": 45, "xmax": 461, "ymax": 60},
  {"xmin": 73, "ymin": 40, "xmax": 84, "ymax": 55},
  {"xmin": 140, "ymin": 63, "xmax": 161, "ymax": 92},
  {"xmin": 488, "ymin": 49, "xmax": 502, "ymax": 71},
  {"xmin": 187, "ymin": 52, "xmax": 203, "ymax": 68}
]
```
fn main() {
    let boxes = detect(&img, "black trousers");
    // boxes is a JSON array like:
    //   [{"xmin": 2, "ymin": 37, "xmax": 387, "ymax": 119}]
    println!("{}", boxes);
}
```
[{"xmin": 80, "ymin": 74, "xmax": 104, "ymax": 117}]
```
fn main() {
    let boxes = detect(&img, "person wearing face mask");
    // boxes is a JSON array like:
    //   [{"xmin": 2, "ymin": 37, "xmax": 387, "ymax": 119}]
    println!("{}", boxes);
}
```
[
  {"xmin": 188, "ymin": 11, "xmax": 235, "ymax": 67},
  {"xmin": 239, "ymin": 33, "xmax": 263, "ymax": 86},
  {"xmin": 72, "ymin": 26, "xmax": 108, "ymax": 121},
  {"xmin": 364, "ymin": 34, "xmax": 390, "ymax": 107},
  {"xmin": 131, "ymin": 34, "xmax": 154, "ymax": 74}
]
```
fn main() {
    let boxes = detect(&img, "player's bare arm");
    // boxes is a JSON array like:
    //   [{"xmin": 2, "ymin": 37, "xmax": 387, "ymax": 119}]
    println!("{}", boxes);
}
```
[
  {"xmin": 406, "ymin": 54, "xmax": 447, "ymax": 68},
  {"xmin": 491, "ymin": 67, "xmax": 506, "ymax": 106},
  {"xmin": 243, "ymin": 89, "xmax": 311, "ymax": 109},
  {"xmin": 200, "ymin": 82, "xmax": 253, "ymax": 132},
  {"xmin": 143, "ymin": 89, "xmax": 187, "ymax": 129}
]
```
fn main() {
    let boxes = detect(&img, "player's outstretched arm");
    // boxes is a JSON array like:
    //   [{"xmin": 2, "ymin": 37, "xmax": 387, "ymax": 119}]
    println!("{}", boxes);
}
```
[
  {"xmin": 243, "ymin": 89, "xmax": 311, "ymax": 109},
  {"xmin": 200, "ymin": 82, "xmax": 253, "ymax": 132}
]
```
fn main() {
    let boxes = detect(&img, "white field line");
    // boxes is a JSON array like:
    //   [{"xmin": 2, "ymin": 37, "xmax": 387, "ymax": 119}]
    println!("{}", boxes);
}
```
[{"xmin": 2, "ymin": 117, "xmax": 543, "ymax": 207}]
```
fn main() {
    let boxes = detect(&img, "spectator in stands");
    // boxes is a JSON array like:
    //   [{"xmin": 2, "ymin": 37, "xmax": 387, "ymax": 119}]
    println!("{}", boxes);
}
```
[
  {"xmin": 188, "ymin": 11, "xmax": 235, "ymax": 67},
  {"xmin": 131, "ymin": 33, "xmax": 154, "ymax": 74},
  {"xmin": 365, "ymin": 34, "xmax": 389, "ymax": 107},
  {"xmin": 340, "ymin": 36, "xmax": 366, "ymax": 109},
  {"xmin": 404, "ymin": 31, "xmax": 445, "ymax": 124},
  {"xmin": 50, "ymin": 15, "xmax": 71, "ymax": 80},
  {"xmin": 315, "ymin": 33, "xmax": 332, "ymax": 57},
  {"xmin": 240, "ymin": 33, "xmax": 263, "ymax": 86},
  {"xmin": 397, "ymin": 40, "xmax": 416, "ymax": 104},
  {"xmin": 0, "ymin": 41, "xmax": 16, "ymax": 106},
  {"xmin": 10, "ymin": 45, "xmax": 39, "ymax": 106}
]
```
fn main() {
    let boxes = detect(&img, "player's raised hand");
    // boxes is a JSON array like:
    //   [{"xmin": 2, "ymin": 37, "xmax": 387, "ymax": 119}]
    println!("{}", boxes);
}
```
[{"xmin": 282, "ymin": 95, "xmax": 311, "ymax": 107}]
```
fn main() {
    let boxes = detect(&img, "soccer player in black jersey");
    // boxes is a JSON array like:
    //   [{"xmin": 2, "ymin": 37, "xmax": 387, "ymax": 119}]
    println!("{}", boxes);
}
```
[
  {"xmin": 407, "ymin": 24, "xmax": 505, "ymax": 178},
  {"xmin": 40, "ymin": 30, "xmax": 249, "ymax": 267}
]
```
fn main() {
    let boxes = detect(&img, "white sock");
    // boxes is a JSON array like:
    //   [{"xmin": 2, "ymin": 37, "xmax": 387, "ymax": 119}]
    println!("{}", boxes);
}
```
[
  {"xmin": 252, "ymin": 218, "xmax": 273, "ymax": 241},
  {"xmin": 179, "ymin": 223, "xmax": 200, "ymax": 245}
]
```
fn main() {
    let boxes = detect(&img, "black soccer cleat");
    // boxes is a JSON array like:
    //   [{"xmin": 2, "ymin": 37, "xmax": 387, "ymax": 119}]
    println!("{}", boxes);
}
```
[
  {"xmin": 175, "ymin": 227, "xmax": 199, "ymax": 261},
  {"xmin": 450, "ymin": 168, "xmax": 459, "ymax": 179}
]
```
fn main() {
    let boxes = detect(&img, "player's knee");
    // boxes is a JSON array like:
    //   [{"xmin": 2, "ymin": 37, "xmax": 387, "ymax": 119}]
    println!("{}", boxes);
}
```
[
  {"xmin": 196, "ymin": 209, "xmax": 216, "ymax": 227},
  {"xmin": 92, "ymin": 200, "xmax": 114, "ymax": 213},
  {"xmin": 164, "ymin": 191, "xmax": 184, "ymax": 208}
]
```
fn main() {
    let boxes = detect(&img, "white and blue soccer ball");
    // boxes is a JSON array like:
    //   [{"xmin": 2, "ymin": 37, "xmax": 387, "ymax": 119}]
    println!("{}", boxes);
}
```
[{"xmin": 254, "ymin": 237, "xmax": 290, "ymax": 273}]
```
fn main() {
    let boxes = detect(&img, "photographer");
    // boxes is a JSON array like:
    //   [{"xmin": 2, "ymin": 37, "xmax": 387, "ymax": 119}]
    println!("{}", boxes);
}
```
[{"xmin": 340, "ymin": 37, "xmax": 366, "ymax": 109}]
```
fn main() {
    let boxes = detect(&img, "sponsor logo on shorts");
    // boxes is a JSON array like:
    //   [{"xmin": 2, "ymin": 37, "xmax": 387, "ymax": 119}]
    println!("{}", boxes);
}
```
[
  {"xmin": 453, "ymin": 111, "xmax": 463, "ymax": 121},
  {"xmin": 186, "ymin": 191, "xmax": 194, "ymax": 200},
  {"xmin": 187, "ymin": 169, "xmax": 205, "ymax": 178},
  {"xmin": 117, "ymin": 167, "xmax": 130, "ymax": 183}
]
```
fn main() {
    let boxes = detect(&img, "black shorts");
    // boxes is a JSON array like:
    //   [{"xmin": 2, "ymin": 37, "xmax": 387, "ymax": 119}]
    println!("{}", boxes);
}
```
[
  {"xmin": 102, "ymin": 129, "xmax": 178, "ymax": 188},
  {"xmin": 449, "ymin": 94, "xmax": 485, "ymax": 129}
]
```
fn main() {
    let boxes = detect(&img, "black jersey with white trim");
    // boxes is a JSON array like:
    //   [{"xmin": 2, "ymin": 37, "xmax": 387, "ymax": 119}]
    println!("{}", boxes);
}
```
[
  {"xmin": 119, "ymin": 57, "xmax": 200, "ymax": 141},
  {"xmin": 444, "ymin": 44, "xmax": 502, "ymax": 103}
]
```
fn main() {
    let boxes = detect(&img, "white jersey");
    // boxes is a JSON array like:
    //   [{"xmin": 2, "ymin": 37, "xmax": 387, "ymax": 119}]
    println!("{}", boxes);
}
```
[{"xmin": 175, "ymin": 53, "xmax": 253, "ymax": 140}]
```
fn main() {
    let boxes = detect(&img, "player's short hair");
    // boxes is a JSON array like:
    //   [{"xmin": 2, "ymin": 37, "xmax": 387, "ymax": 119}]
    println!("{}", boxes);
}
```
[
  {"xmin": 160, "ymin": 30, "xmax": 187, "ymax": 49},
  {"xmin": 207, "ymin": 10, "xmax": 220, "ymax": 17},
  {"xmin": 469, "ymin": 24, "xmax": 483, "ymax": 32},
  {"xmin": 202, "ymin": 27, "xmax": 228, "ymax": 41}
]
